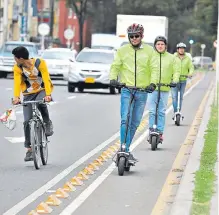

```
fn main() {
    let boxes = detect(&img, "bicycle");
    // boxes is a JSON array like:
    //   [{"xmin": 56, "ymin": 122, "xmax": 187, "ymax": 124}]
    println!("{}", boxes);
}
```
[
  {"xmin": 14, "ymin": 100, "xmax": 49, "ymax": 170},
  {"xmin": 148, "ymin": 83, "xmax": 175, "ymax": 151},
  {"xmin": 112, "ymin": 82, "xmax": 153, "ymax": 176},
  {"xmin": 173, "ymin": 75, "xmax": 191, "ymax": 126}
]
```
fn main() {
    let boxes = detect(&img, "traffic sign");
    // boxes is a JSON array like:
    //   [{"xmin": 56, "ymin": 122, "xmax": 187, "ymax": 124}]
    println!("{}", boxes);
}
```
[
  {"xmin": 38, "ymin": 23, "xmax": 50, "ymax": 36},
  {"xmin": 201, "ymin": 44, "xmax": 206, "ymax": 49},
  {"xmin": 64, "ymin": 28, "xmax": 74, "ymax": 40}
]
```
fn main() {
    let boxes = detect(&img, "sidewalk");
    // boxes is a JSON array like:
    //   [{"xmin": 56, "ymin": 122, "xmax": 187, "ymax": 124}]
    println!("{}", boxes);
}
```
[{"xmin": 169, "ymin": 85, "xmax": 218, "ymax": 215}]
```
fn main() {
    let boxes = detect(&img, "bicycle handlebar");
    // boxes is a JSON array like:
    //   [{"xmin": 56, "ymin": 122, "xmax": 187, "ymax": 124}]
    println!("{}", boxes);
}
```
[{"xmin": 12, "ymin": 99, "xmax": 50, "ymax": 108}]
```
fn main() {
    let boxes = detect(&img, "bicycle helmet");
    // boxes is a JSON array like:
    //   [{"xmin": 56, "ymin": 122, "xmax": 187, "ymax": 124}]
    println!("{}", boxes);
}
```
[
  {"xmin": 127, "ymin": 23, "xmax": 144, "ymax": 36},
  {"xmin": 176, "ymin": 42, "xmax": 186, "ymax": 49},
  {"xmin": 154, "ymin": 36, "xmax": 167, "ymax": 46}
]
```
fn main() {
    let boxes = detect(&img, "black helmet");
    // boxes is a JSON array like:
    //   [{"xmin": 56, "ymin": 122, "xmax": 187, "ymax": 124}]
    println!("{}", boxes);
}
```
[
  {"xmin": 154, "ymin": 36, "xmax": 167, "ymax": 46},
  {"xmin": 176, "ymin": 42, "xmax": 186, "ymax": 49}
]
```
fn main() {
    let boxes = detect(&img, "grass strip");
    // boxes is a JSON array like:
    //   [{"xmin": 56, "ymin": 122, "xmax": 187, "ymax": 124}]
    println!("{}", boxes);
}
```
[{"xmin": 191, "ymin": 98, "xmax": 218, "ymax": 215}]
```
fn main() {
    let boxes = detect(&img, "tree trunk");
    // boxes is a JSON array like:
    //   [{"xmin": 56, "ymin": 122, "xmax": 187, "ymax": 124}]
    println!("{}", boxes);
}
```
[{"xmin": 78, "ymin": 17, "xmax": 84, "ymax": 51}]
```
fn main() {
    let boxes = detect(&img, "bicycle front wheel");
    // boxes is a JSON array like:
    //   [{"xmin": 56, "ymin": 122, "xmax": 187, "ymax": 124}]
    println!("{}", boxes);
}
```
[
  {"xmin": 30, "ymin": 121, "xmax": 41, "ymax": 169},
  {"xmin": 40, "ymin": 124, "xmax": 48, "ymax": 165}
]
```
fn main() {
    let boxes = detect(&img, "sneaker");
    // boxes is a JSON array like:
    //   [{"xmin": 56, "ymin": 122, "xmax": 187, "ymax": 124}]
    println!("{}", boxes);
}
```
[
  {"xmin": 128, "ymin": 153, "xmax": 138, "ymax": 163},
  {"xmin": 45, "ymin": 120, "xmax": 54, "ymax": 136},
  {"xmin": 24, "ymin": 150, "xmax": 33, "ymax": 162}
]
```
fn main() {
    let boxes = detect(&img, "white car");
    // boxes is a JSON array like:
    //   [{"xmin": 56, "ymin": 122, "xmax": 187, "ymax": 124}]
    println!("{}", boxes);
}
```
[
  {"xmin": 68, "ymin": 48, "xmax": 117, "ymax": 94},
  {"xmin": 41, "ymin": 48, "xmax": 75, "ymax": 80}
]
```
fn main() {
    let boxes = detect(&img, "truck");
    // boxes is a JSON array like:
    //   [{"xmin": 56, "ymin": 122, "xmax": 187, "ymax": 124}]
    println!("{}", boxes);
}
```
[
  {"xmin": 116, "ymin": 15, "xmax": 168, "ymax": 47},
  {"xmin": 91, "ymin": 33, "xmax": 121, "ymax": 50}
]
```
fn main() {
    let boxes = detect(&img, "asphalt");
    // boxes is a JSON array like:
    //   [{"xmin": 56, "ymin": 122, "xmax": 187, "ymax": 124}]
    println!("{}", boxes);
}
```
[{"xmin": 0, "ymin": 72, "xmax": 214, "ymax": 215}]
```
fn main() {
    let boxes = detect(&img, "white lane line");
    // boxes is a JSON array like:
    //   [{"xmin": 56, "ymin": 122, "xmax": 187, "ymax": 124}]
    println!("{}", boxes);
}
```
[
  {"xmin": 59, "ymin": 78, "xmax": 203, "ymax": 215},
  {"xmin": 4, "ymin": 137, "xmax": 25, "ymax": 143},
  {"xmin": 5, "ymin": 88, "xmax": 12, "ymax": 91},
  {"xmin": 2, "ymin": 132, "xmax": 119, "ymax": 215},
  {"xmin": 3, "ymin": 76, "xmax": 203, "ymax": 215},
  {"xmin": 67, "ymin": 96, "xmax": 76, "ymax": 100}
]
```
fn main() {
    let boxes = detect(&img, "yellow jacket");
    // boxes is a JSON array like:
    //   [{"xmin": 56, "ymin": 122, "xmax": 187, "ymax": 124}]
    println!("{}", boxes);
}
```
[{"xmin": 13, "ymin": 58, "xmax": 53, "ymax": 97}]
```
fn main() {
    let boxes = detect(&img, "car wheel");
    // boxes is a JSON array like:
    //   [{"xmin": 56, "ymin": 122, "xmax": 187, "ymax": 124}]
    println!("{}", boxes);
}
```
[
  {"xmin": 110, "ymin": 87, "xmax": 116, "ymax": 94},
  {"xmin": 68, "ymin": 83, "xmax": 75, "ymax": 93},
  {"xmin": 78, "ymin": 87, "xmax": 84, "ymax": 93}
]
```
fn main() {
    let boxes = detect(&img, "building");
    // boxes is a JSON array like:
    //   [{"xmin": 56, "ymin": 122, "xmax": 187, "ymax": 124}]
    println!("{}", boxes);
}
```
[{"xmin": 57, "ymin": 0, "xmax": 91, "ymax": 51}]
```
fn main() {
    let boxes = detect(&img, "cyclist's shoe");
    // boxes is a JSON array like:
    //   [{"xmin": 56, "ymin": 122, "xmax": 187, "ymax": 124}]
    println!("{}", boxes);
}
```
[
  {"xmin": 45, "ymin": 120, "xmax": 54, "ymax": 136},
  {"xmin": 24, "ymin": 150, "xmax": 33, "ymax": 162},
  {"xmin": 128, "ymin": 153, "xmax": 138, "ymax": 163}
]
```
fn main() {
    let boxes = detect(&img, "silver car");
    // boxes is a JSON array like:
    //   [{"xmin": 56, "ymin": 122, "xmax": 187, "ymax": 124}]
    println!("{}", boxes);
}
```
[
  {"xmin": 68, "ymin": 48, "xmax": 117, "ymax": 94},
  {"xmin": 0, "ymin": 41, "xmax": 39, "ymax": 77},
  {"xmin": 41, "ymin": 48, "xmax": 75, "ymax": 80}
]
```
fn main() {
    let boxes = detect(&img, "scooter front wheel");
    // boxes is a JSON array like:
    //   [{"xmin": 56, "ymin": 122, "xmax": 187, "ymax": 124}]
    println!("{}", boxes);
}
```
[
  {"xmin": 118, "ymin": 157, "xmax": 126, "ymax": 176},
  {"xmin": 175, "ymin": 114, "xmax": 181, "ymax": 126},
  {"xmin": 151, "ymin": 136, "xmax": 158, "ymax": 151}
]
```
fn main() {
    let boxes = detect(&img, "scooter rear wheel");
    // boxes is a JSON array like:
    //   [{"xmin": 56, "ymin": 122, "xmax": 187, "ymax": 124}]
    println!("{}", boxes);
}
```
[
  {"xmin": 118, "ymin": 157, "xmax": 126, "ymax": 176},
  {"xmin": 151, "ymin": 136, "xmax": 158, "ymax": 151},
  {"xmin": 175, "ymin": 114, "xmax": 181, "ymax": 126}
]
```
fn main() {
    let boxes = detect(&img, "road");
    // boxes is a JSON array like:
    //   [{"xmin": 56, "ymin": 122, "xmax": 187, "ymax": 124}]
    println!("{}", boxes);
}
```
[{"xmin": 0, "ymin": 72, "xmax": 214, "ymax": 215}]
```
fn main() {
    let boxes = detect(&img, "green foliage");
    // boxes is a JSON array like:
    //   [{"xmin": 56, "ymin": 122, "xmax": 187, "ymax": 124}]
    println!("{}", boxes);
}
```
[{"xmin": 64, "ymin": 0, "xmax": 217, "ymax": 56}]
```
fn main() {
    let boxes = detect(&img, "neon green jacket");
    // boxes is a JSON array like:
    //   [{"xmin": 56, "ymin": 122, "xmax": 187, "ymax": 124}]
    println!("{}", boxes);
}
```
[
  {"xmin": 174, "ymin": 52, "xmax": 194, "ymax": 81},
  {"xmin": 154, "ymin": 51, "xmax": 180, "ymax": 92},
  {"xmin": 110, "ymin": 43, "xmax": 158, "ymax": 88}
]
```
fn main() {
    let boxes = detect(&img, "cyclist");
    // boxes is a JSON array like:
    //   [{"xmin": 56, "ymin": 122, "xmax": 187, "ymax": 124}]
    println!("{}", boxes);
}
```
[
  {"xmin": 110, "ymin": 23, "xmax": 158, "ymax": 161},
  {"xmin": 171, "ymin": 42, "xmax": 194, "ymax": 117},
  {"xmin": 148, "ymin": 36, "xmax": 180, "ymax": 141},
  {"xmin": 12, "ymin": 46, "xmax": 54, "ymax": 162}
]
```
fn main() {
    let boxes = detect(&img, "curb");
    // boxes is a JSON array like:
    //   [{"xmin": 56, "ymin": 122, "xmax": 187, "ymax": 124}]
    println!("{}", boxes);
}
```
[{"xmin": 169, "ymin": 84, "xmax": 215, "ymax": 215}]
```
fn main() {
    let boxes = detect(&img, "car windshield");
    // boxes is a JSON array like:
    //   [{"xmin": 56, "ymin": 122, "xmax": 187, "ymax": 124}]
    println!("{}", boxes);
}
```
[
  {"xmin": 3, "ymin": 44, "xmax": 38, "ymax": 55},
  {"xmin": 42, "ymin": 51, "xmax": 74, "ymax": 60},
  {"xmin": 92, "ymin": 46, "xmax": 115, "ymax": 50},
  {"xmin": 76, "ymin": 51, "xmax": 114, "ymax": 64}
]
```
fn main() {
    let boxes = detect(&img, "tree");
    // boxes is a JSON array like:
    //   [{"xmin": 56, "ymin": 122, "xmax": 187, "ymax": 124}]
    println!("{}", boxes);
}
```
[{"xmin": 66, "ymin": 0, "xmax": 89, "ymax": 51}]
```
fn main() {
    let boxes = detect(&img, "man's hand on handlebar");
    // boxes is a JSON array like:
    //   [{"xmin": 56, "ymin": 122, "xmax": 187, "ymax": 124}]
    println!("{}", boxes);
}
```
[
  {"xmin": 44, "ymin": 95, "xmax": 52, "ymax": 102},
  {"xmin": 169, "ymin": 82, "xmax": 177, "ymax": 88},
  {"xmin": 110, "ymin": 79, "xmax": 120, "ymax": 87},
  {"xmin": 12, "ymin": 97, "xmax": 21, "ymax": 105},
  {"xmin": 145, "ymin": 83, "xmax": 156, "ymax": 92}
]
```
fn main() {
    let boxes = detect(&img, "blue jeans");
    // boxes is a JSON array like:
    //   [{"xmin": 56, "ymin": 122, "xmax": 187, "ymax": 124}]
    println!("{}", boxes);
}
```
[
  {"xmin": 148, "ymin": 91, "xmax": 169, "ymax": 133},
  {"xmin": 171, "ymin": 81, "xmax": 187, "ymax": 113},
  {"xmin": 120, "ymin": 88, "xmax": 148, "ymax": 152}
]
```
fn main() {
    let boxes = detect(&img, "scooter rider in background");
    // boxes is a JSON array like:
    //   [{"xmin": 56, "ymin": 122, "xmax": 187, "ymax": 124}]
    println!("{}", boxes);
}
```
[
  {"xmin": 148, "ymin": 36, "xmax": 180, "ymax": 141},
  {"xmin": 110, "ymin": 23, "xmax": 158, "ymax": 162},
  {"xmin": 171, "ymin": 42, "xmax": 194, "ymax": 118}
]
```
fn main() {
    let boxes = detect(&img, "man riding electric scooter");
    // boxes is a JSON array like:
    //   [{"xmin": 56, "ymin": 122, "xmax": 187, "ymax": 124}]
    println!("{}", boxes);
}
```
[
  {"xmin": 110, "ymin": 23, "xmax": 158, "ymax": 175},
  {"xmin": 171, "ymin": 42, "xmax": 194, "ymax": 125},
  {"xmin": 148, "ymin": 36, "xmax": 180, "ymax": 150}
]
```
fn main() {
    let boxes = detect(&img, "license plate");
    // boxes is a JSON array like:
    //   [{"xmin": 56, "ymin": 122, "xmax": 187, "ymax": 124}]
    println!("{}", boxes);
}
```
[{"xmin": 85, "ymin": 77, "xmax": 95, "ymax": 83}]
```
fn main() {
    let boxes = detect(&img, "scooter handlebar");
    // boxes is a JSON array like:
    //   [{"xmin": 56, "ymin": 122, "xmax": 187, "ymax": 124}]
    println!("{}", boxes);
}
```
[{"xmin": 113, "ymin": 82, "xmax": 153, "ymax": 93}]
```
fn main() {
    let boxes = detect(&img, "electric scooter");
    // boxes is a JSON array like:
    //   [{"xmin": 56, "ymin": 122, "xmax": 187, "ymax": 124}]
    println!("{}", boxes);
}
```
[
  {"xmin": 149, "ymin": 83, "xmax": 174, "ymax": 151},
  {"xmin": 112, "ymin": 82, "xmax": 153, "ymax": 176},
  {"xmin": 173, "ymin": 75, "xmax": 190, "ymax": 126}
]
